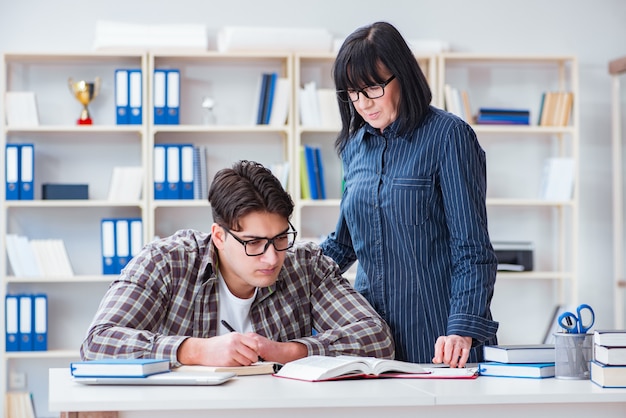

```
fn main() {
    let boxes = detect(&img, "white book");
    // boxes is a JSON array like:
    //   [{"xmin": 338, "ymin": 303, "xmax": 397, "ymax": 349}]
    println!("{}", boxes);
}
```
[
  {"xmin": 29, "ymin": 239, "xmax": 53, "ymax": 277},
  {"xmin": 5, "ymin": 91, "xmax": 39, "ymax": 127},
  {"xmin": 15, "ymin": 235, "xmax": 41, "ymax": 277},
  {"xmin": 53, "ymin": 239, "xmax": 75, "ymax": 277},
  {"xmin": 540, "ymin": 157, "xmax": 575, "ymax": 201},
  {"xmin": 317, "ymin": 88, "xmax": 341, "ymax": 129},
  {"xmin": 270, "ymin": 161, "xmax": 290, "ymax": 190},
  {"xmin": 299, "ymin": 81, "xmax": 321, "ymax": 127},
  {"xmin": 108, "ymin": 166, "xmax": 143, "ymax": 201},
  {"xmin": 6, "ymin": 234, "xmax": 24, "ymax": 276}
]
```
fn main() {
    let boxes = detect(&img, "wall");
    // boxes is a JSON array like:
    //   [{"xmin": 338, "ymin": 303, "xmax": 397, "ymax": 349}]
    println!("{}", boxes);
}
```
[{"xmin": 0, "ymin": 0, "xmax": 625, "ymax": 412}]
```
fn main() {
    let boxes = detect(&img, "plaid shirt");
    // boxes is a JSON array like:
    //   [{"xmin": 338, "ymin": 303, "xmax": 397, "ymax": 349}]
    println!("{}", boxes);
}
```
[{"xmin": 81, "ymin": 229, "xmax": 394, "ymax": 366}]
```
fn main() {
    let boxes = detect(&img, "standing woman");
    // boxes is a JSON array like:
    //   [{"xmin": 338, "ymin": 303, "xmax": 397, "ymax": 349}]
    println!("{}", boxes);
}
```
[{"xmin": 319, "ymin": 21, "xmax": 498, "ymax": 367}]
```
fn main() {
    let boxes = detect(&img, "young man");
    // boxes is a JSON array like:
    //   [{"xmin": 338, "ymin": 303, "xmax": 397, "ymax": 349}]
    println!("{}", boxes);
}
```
[{"xmin": 81, "ymin": 160, "xmax": 394, "ymax": 366}]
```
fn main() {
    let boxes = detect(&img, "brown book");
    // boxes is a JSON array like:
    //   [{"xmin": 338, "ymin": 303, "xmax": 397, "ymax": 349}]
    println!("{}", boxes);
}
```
[
  {"xmin": 461, "ymin": 90, "xmax": 474, "ymax": 124},
  {"xmin": 559, "ymin": 92, "xmax": 574, "ymax": 126},
  {"xmin": 173, "ymin": 361, "xmax": 279, "ymax": 376}
]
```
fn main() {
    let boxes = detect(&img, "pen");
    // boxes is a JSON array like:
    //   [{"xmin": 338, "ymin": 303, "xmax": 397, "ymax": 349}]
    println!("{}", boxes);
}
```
[
  {"xmin": 221, "ymin": 319, "xmax": 236, "ymax": 333},
  {"xmin": 220, "ymin": 319, "xmax": 266, "ymax": 362}
]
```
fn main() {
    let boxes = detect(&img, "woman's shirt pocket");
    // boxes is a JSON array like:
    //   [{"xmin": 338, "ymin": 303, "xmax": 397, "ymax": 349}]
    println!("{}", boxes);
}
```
[{"xmin": 391, "ymin": 177, "xmax": 433, "ymax": 225}]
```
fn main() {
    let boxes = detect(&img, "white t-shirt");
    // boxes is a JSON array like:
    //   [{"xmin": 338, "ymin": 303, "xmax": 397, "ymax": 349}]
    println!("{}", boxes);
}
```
[{"xmin": 217, "ymin": 270, "xmax": 256, "ymax": 335}]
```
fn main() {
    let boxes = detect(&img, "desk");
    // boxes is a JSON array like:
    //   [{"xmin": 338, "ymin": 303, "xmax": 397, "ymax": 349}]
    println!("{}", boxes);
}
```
[{"xmin": 49, "ymin": 368, "xmax": 626, "ymax": 418}]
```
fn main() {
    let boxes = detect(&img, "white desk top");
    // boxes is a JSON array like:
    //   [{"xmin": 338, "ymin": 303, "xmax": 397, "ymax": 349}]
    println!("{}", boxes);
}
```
[{"xmin": 49, "ymin": 368, "xmax": 626, "ymax": 418}]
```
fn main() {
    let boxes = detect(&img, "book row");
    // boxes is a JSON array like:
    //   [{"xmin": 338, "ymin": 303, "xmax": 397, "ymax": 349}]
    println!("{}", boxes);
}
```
[
  {"xmin": 5, "ymin": 293, "xmax": 48, "ymax": 352},
  {"xmin": 114, "ymin": 68, "xmax": 180, "ymax": 125},
  {"xmin": 298, "ymin": 81, "xmax": 341, "ymax": 128},
  {"xmin": 443, "ymin": 84, "xmax": 573, "ymax": 127},
  {"xmin": 154, "ymin": 144, "xmax": 207, "ymax": 200},
  {"xmin": 101, "ymin": 218, "xmax": 143, "ymax": 275},
  {"xmin": 255, "ymin": 72, "xmax": 290, "ymax": 126},
  {"xmin": 299, "ymin": 145, "xmax": 326, "ymax": 200},
  {"xmin": 6, "ymin": 235, "xmax": 73, "ymax": 278}
]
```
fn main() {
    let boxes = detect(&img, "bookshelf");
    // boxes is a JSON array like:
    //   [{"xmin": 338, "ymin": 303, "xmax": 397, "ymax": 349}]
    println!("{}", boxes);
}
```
[
  {"xmin": 609, "ymin": 55, "xmax": 626, "ymax": 329},
  {"xmin": 438, "ymin": 53, "xmax": 579, "ymax": 343},
  {"xmin": 0, "ymin": 50, "xmax": 579, "ymax": 414},
  {"xmin": 146, "ymin": 51, "xmax": 293, "ymax": 239},
  {"xmin": 0, "ymin": 52, "xmax": 149, "ymax": 415}
]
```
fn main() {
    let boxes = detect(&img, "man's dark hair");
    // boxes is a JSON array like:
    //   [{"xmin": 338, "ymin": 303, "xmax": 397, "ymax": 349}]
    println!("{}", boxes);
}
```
[
  {"xmin": 333, "ymin": 21, "xmax": 432, "ymax": 153},
  {"xmin": 208, "ymin": 160, "xmax": 294, "ymax": 231}
]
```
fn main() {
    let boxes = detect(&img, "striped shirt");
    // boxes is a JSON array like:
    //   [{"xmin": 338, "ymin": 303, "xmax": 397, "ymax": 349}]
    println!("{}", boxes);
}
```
[
  {"xmin": 320, "ymin": 106, "xmax": 499, "ymax": 363},
  {"xmin": 80, "ymin": 229, "xmax": 394, "ymax": 366}
]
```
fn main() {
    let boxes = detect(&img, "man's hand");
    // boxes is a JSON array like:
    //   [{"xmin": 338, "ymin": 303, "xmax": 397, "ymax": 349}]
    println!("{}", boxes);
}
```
[
  {"xmin": 177, "ymin": 333, "xmax": 308, "ymax": 366},
  {"xmin": 178, "ymin": 333, "xmax": 262, "ymax": 366},
  {"xmin": 431, "ymin": 335, "xmax": 473, "ymax": 368}
]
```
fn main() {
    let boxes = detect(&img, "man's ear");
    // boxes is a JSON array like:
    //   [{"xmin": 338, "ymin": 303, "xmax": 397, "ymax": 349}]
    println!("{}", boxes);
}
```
[{"xmin": 211, "ymin": 223, "xmax": 226, "ymax": 249}]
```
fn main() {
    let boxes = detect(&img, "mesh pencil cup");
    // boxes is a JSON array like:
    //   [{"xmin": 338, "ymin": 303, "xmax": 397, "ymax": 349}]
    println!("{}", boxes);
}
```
[{"xmin": 554, "ymin": 332, "xmax": 592, "ymax": 380}]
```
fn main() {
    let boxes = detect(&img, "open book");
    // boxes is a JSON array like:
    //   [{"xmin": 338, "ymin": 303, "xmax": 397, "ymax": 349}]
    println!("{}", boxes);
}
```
[
  {"xmin": 273, "ymin": 355, "xmax": 478, "ymax": 382},
  {"xmin": 173, "ymin": 361, "xmax": 279, "ymax": 376}
]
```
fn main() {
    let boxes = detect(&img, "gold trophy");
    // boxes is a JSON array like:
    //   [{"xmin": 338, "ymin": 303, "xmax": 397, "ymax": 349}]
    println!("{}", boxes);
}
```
[{"xmin": 68, "ymin": 77, "xmax": 101, "ymax": 125}]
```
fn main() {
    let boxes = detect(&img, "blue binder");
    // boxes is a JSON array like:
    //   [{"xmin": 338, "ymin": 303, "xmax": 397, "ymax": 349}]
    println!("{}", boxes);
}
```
[
  {"xmin": 114, "ymin": 69, "xmax": 129, "ymax": 124},
  {"xmin": 314, "ymin": 146, "xmax": 326, "ymax": 199},
  {"xmin": 153, "ymin": 144, "xmax": 167, "ymax": 199},
  {"xmin": 5, "ymin": 294, "xmax": 19, "ymax": 352},
  {"xmin": 101, "ymin": 218, "xmax": 117, "ymax": 275},
  {"xmin": 256, "ymin": 73, "xmax": 270, "ymax": 124},
  {"xmin": 304, "ymin": 145, "xmax": 319, "ymax": 199},
  {"xmin": 115, "ymin": 218, "xmax": 130, "ymax": 273},
  {"xmin": 166, "ymin": 69, "xmax": 180, "ymax": 125},
  {"xmin": 165, "ymin": 144, "xmax": 181, "ymax": 199},
  {"xmin": 33, "ymin": 293, "xmax": 48, "ymax": 351},
  {"xmin": 19, "ymin": 144, "xmax": 34, "ymax": 200},
  {"xmin": 263, "ymin": 72, "xmax": 278, "ymax": 124},
  {"xmin": 18, "ymin": 294, "xmax": 33, "ymax": 351},
  {"xmin": 153, "ymin": 69, "xmax": 167, "ymax": 125},
  {"xmin": 180, "ymin": 144, "xmax": 194, "ymax": 199},
  {"xmin": 128, "ymin": 69, "xmax": 143, "ymax": 125},
  {"xmin": 5, "ymin": 144, "xmax": 19, "ymax": 200}
]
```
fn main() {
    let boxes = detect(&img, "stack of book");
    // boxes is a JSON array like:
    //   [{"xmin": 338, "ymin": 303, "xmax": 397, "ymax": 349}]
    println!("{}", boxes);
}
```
[
  {"xmin": 479, "ymin": 344, "xmax": 555, "ymax": 378},
  {"xmin": 591, "ymin": 329, "xmax": 626, "ymax": 388},
  {"xmin": 538, "ymin": 91, "xmax": 574, "ymax": 126},
  {"xmin": 6, "ymin": 234, "xmax": 74, "ymax": 278},
  {"xmin": 475, "ymin": 108, "xmax": 530, "ymax": 125}
]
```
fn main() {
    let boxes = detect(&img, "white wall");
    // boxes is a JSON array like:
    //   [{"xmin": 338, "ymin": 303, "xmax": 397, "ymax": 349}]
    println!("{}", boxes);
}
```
[{"xmin": 0, "ymin": 0, "xmax": 625, "ymax": 410}]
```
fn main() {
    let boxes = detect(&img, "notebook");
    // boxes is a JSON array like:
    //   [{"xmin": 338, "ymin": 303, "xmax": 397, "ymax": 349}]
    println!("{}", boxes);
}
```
[{"xmin": 73, "ymin": 371, "xmax": 236, "ymax": 386}]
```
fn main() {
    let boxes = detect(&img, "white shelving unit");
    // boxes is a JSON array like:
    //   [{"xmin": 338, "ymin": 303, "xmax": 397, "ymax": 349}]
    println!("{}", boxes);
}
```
[
  {"xmin": 438, "ymin": 53, "xmax": 579, "ymax": 343},
  {"xmin": 609, "ymin": 55, "xmax": 626, "ymax": 329},
  {"xmin": 147, "ymin": 52, "xmax": 293, "ymax": 239},
  {"xmin": 0, "ymin": 50, "xmax": 580, "ymax": 414},
  {"xmin": 1, "ymin": 52, "xmax": 149, "ymax": 416}
]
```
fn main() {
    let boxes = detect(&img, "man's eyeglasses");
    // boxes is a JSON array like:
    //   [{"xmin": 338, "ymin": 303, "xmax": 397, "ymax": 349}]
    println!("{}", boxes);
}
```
[
  {"xmin": 221, "ymin": 222, "xmax": 298, "ymax": 256},
  {"xmin": 336, "ymin": 75, "xmax": 396, "ymax": 103}
]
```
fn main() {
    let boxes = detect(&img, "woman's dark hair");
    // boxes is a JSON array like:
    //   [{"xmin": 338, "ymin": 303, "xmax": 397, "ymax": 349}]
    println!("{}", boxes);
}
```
[
  {"xmin": 333, "ymin": 21, "xmax": 432, "ymax": 153},
  {"xmin": 208, "ymin": 160, "xmax": 294, "ymax": 231}
]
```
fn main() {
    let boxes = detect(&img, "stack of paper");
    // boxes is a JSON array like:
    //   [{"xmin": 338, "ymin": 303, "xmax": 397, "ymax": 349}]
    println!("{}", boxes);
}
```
[
  {"xmin": 217, "ymin": 26, "xmax": 332, "ymax": 53},
  {"xmin": 93, "ymin": 21, "xmax": 208, "ymax": 51}
]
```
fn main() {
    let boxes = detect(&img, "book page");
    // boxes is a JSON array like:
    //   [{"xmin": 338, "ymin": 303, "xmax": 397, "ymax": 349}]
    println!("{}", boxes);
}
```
[{"xmin": 274, "ymin": 356, "xmax": 371, "ymax": 381}]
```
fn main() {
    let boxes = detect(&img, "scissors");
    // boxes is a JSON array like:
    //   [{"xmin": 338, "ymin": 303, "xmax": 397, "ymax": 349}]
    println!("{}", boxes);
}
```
[{"xmin": 558, "ymin": 304, "xmax": 595, "ymax": 334}]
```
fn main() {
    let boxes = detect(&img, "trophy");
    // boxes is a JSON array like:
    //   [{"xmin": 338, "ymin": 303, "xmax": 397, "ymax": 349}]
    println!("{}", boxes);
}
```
[{"xmin": 68, "ymin": 77, "xmax": 101, "ymax": 125}]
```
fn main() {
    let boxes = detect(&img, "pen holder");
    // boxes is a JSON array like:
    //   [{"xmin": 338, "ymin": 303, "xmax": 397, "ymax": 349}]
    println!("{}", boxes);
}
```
[{"xmin": 554, "ymin": 332, "xmax": 592, "ymax": 380}]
